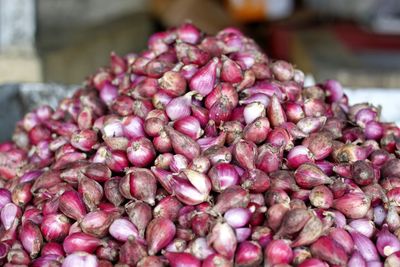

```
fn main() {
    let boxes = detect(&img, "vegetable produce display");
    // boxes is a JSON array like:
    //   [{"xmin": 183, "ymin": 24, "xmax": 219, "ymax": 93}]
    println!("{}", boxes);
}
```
[{"xmin": 0, "ymin": 22, "xmax": 400, "ymax": 266}]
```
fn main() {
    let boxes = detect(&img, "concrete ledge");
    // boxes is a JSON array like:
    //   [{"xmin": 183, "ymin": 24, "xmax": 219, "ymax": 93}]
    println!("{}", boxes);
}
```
[{"xmin": 0, "ymin": 54, "xmax": 42, "ymax": 83}]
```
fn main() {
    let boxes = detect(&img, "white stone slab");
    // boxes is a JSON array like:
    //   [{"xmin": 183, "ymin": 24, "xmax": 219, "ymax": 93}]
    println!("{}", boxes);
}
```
[
  {"xmin": 345, "ymin": 88, "xmax": 400, "ymax": 125},
  {"xmin": 305, "ymin": 74, "xmax": 400, "ymax": 125}
]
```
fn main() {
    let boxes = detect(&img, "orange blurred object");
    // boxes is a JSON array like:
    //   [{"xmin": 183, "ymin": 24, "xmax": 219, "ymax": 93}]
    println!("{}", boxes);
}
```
[
  {"xmin": 226, "ymin": 0, "xmax": 294, "ymax": 22},
  {"xmin": 226, "ymin": 0, "xmax": 266, "ymax": 22}
]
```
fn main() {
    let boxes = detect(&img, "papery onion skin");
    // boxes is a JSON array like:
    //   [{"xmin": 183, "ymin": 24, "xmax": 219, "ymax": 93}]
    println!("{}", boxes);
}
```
[{"xmin": 2, "ymin": 22, "xmax": 400, "ymax": 267}]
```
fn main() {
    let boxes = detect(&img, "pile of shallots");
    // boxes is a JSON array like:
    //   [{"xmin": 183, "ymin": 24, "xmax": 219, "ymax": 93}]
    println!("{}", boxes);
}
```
[{"xmin": 0, "ymin": 23, "xmax": 400, "ymax": 267}]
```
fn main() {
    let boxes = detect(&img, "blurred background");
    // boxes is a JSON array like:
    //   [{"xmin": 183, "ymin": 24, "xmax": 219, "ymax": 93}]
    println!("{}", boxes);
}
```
[
  {"xmin": 1, "ymin": 0, "xmax": 400, "ymax": 87},
  {"xmin": 0, "ymin": 0, "xmax": 400, "ymax": 139}
]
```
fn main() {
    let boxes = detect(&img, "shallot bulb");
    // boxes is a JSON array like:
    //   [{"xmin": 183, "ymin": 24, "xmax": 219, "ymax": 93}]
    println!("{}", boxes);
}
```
[{"xmin": 0, "ymin": 22, "xmax": 400, "ymax": 267}]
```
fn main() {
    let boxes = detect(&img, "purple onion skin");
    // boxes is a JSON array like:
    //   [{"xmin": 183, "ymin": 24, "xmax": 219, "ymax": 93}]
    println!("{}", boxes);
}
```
[{"xmin": 1, "ymin": 22, "xmax": 400, "ymax": 267}]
